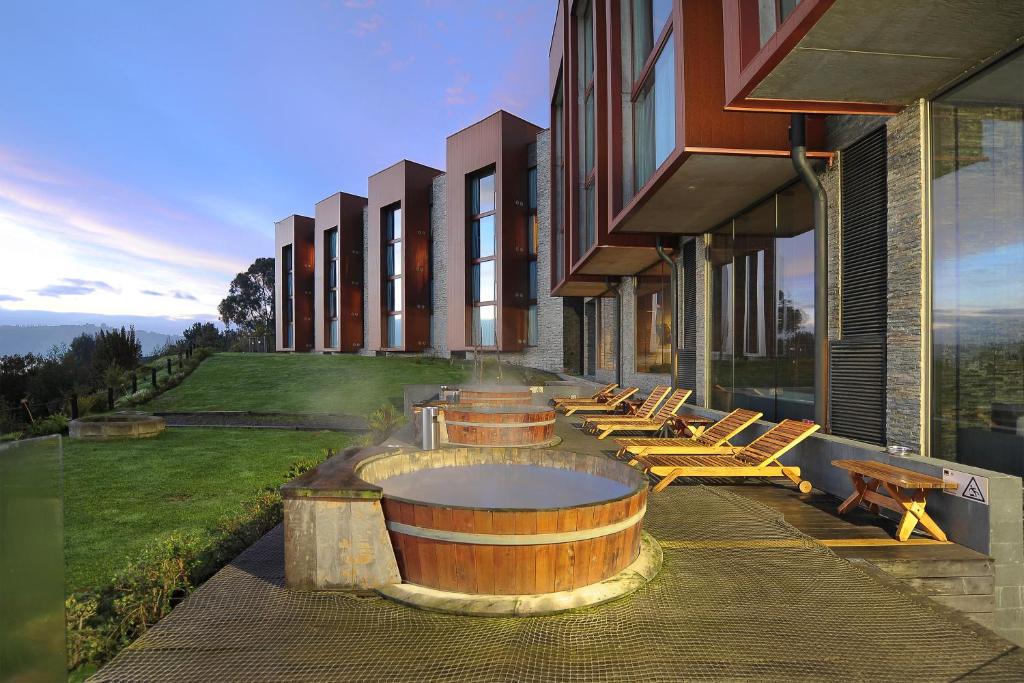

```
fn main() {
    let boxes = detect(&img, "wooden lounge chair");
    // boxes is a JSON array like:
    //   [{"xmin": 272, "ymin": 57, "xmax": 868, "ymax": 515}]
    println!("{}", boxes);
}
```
[
  {"xmin": 559, "ymin": 387, "xmax": 638, "ymax": 416},
  {"xmin": 580, "ymin": 385, "xmax": 669, "ymax": 427},
  {"xmin": 585, "ymin": 389, "xmax": 692, "ymax": 440},
  {"xmin": 550, "ymin": 383, "xmax": 617, "ymax": 407},
  {"xmin": 614, "ymin": 409, "xmax": 764, "ymax": 458},
  {"xmin": 628, "ymin": 419, "xmax": 820, "ymax": 493}
]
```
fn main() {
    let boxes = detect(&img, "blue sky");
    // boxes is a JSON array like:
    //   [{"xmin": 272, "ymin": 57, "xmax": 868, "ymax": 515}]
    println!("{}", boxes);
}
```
[{"xmin": 0, "ymin": 0, "xmax": 553, "ymax": 328}]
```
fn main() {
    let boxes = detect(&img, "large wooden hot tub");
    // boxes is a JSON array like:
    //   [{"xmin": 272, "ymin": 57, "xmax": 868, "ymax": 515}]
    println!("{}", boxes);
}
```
[
  {"xmin": 356, "ymin": 448, "xmax": 648, "ymax": 595},
  {"xmin": 457, "ymin": 389, "xmax": 534, "ymax": 406},
  {"xmin": 442, "ymin": 405, "xmax": 556, "ymax": 447}
]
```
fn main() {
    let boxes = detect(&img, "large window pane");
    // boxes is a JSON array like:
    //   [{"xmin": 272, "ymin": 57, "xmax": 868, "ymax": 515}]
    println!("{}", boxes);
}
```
[
  {"xmin": 328, "ymin": 229, "xmax": 338, "ymax": 258},
  {"xmin": 633, "ymin": 39, "xmax": 675, "ymax": 190},
  {"xmin": 473, "ymin": 305, "xmax": 497, "ymax": 347},
  {"xmin": 709, "ymin": 186, "xmax": 816, "ymax": 421},
  {"xmin": 328, "ymin": 290, "xmax": 338, "ymax": 318},
  {"xmin": 473, "ymin": 215, "xmax": 496, "ymax": 258},
  {"xmin": 635, "ymin": 261, "xmax": 672, "ymax": 373},
  {"xmin": 386, "ymin": 207, "xmax": 402, "ymax": 241},
  {"xmin": 473, "ymin": 173, "xmax": 495, "ymax": 215},
  {"xmin": 330, "ymin": 319, "xmax": 339, "ymax": 348},
  {"xmin": 931, "ymin": 49, "xmax": 1024, "ymax": 476},
  {"xmin": 631, "ymin": 0, "xmax": 672, "ymax": 79},
  {"xmin": 472, "ymin": 260, "xmax": 496, "ymax": 303},
  {"xmin": 387, "ymin": 314, "xmax": 402, "ymax": 347}
]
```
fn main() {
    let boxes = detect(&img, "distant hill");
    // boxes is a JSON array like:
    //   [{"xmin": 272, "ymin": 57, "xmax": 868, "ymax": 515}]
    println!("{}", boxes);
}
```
[{"xmin": 0, "ymin": 324, "xmax": 179, "ymax": 357}]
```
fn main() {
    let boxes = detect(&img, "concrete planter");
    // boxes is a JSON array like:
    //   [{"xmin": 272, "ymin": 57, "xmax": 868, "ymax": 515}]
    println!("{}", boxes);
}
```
[{"xmin": 68, "ymin": 413, "xmax": 166, "ymax": 440}]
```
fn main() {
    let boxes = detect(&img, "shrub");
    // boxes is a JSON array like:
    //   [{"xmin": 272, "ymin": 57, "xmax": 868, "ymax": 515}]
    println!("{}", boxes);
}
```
[
  {"xmin": 23, "ymin": 414, "xmax": 68, "ymax": 438},
  {"xmin": 66, "ymin": 485, "xmax": 288, "ymax": 673},
  {"xmin": 367, "ymin": 403, "xmax": 404, "ymax": 438}
]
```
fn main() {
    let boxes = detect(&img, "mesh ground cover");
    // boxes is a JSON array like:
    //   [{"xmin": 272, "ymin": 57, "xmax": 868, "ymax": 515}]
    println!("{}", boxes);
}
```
[{"xmin": 93, "ymin": 486, "xmax": 1022, "ymax": 682}]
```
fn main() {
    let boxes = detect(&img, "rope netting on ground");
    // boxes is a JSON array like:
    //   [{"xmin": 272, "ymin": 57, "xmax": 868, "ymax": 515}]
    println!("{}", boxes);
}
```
[{"xmin": 93, "ymin": 486, "xmax": 1021, "ymax": 682}]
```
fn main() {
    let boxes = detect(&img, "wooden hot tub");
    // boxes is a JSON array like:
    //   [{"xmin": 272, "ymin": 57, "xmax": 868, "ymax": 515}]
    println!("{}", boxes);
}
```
[
  {"xmin": 356, "ymin": 448, "xmax": 647, "ymax": 595},
  {"xmin": 442, "ymin": 405, "xmax": 556, "ymax": 447}
]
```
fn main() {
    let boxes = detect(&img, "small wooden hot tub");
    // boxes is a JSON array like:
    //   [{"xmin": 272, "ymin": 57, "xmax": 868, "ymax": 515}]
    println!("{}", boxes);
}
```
[
  {"xmin": 443, "ymin": 405, "xmax": 556, "ymax": 447},
  {"xmin": 357, "ymin": 448, "xmax": 647, "ymax": 595}
]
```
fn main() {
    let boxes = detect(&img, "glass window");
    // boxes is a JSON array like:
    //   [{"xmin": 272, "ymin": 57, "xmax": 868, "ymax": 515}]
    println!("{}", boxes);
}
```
[
  {"xmin": 472, "ymin": 215, "xmax": 496, "ymax": 259},
  {"xmin": 282, "ymin": 244, "xmax": 294, "ymax": 348},
  {"xmin": 328, "ymin": 290, "xmax": 338, "ymax": 318},
  {"xmin": 635, "ymin": 261, "xmax": 672, "ymax": 373},
  {"xmin": 468, "ymin": 170, "xmax": 498, "ymax": 346},
  {"xmin": 553, "ymin": 76, "xmax": 565, "ymax": 283},
  {"xmin": 324, "ymin": 228, "xmax": 340, "ymax": 348},
  {"xmin": 528, "ymin": 261, "xmax": 538, "ymax": 300},
  {"xmin": 386, "ymin": 207, "xmax": 402, "ymax": 241},
  {"xmin": 709, "ymin": 186, "xmax": 816, "ymax": 422},
  {"xmin": 387, "ymin": 314, "xmax": 402, "ymax": 347},
  {"xmin": 473, "ymin": 305, "xmax": 497, "ymax": 347},
  {"xmin": 328, "ymin": 229, "xmax": 338, "ymax": 258},
  {"xmin": 330, "ymin": 319, "xmax": 339, "ymax": 348},
  {"xmin": 633, "ymin": 39, "xmax": 675, "ymax": 190},
  {"xmin": 631, "ymin": 0, "xmax": 672, "ymax": 79},
  {"xmin": 471, "ymin": 260, "xmax": 496, "ymax": 303},
  {"xmin": 931, "ymin": 49, "xmax": 1024, "ymax": 475},
  {"xmin": 577, "ymin": 1, "xmax": 597, "ymax": 257},
  {"xmin": 327, "ymin": 260, "xmax": 337, "ymax": 288}
]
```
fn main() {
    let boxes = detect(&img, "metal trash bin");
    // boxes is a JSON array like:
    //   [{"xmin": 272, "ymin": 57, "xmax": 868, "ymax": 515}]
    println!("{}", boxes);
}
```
[{"xmin": 420, "ymin": 406, "xmax": 440, "ymax": 450}]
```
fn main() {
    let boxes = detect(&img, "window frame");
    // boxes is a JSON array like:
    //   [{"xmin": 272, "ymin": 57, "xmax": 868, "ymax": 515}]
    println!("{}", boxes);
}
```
[
  {"xmin": 383, "ymin": 203, "xmax": 403, "ymax": 348},
  {"xmin": 468, "ymin": 169, "xmax": 498, "ymax": 348},
  {"xmin": 627, "ymin": 0, "xmax": 675, "ymax": 192}
]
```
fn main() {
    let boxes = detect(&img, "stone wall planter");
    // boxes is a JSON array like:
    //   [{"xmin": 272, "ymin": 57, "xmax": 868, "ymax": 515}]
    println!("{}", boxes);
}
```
[{"xmin": 68, "ymin": 412, "xmax": 166, "ymax": 440}]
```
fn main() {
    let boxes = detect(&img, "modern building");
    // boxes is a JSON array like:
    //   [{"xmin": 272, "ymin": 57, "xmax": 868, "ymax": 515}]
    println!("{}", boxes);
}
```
[
  {"xmin": 274, "ymin": 214, "xmax": 315, "ymax": 352},
  {"xmin": 273, "ymin": 111, "xmax": 574, "ymax": 374},
  {"xmin": 313, "ymin": 192, "xmax": 367, "ymax": 353},
  {"xmin": 548, "ymin": 0, "xmax": 1023, "ymax": 472},
  {"xmin": 366, "ymin": 161, "xmax": 443, "ymax": 354}
]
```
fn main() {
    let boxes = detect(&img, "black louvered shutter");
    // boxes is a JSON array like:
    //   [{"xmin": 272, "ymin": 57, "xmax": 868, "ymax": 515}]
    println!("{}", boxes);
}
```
[
  {"xmin": 678, "ymin": 240, "xmax": 697, "ymax": 400},
  {"xmin": 830, "ymin": 128, "xmax": 887, "ymax": 443}
]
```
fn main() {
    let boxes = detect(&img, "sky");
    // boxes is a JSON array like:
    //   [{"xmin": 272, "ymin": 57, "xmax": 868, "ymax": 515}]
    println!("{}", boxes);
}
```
[{"xmin": 0, "ymin": 0, "xmax": 554, "ymax": 330}]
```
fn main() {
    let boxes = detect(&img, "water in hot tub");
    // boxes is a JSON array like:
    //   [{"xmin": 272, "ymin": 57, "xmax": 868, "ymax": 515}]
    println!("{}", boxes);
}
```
[{"xmin": 380, "ymin": 464, "xmax": 632, "ymax": 508}]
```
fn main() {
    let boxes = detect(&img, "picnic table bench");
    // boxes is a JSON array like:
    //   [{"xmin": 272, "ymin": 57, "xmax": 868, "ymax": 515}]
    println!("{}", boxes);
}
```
[{"xmin": 832, "ymin": 459, "xmax": 957, "ymax": 542}]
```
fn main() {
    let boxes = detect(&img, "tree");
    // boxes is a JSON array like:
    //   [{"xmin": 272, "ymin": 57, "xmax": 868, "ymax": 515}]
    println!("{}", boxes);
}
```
[
  {"xmin": 218, "ymin": 257, "xmax": 275, "ymax": 338},
  {"xmin": 93, "ymin": 326, "xmax": 142, "ymax": 374},
  {"xmin": 182, "ymin": 322, "xmax": 226, "ymax": 349}
]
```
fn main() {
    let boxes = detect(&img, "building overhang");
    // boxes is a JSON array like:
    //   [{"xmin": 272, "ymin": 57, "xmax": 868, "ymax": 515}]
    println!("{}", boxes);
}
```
[
  {"xmin": 724, "ymin": 0, "xmax": 1024, "ymax": 114},
  {"xmin": 551, "ymin": 275, "xmax": 611, "ymax": 298},
  {"xmin": 610, "ymin": 148, "xmax": 831, "ymax": 235}
]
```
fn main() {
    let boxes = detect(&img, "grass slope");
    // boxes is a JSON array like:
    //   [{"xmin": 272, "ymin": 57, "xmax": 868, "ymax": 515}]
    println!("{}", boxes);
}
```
[
  {"xmin": 146, "ymin": 352, "xmax": 468, "ymax": 414},
  {"xmin": 64, "ymin": 428, "xmax": 352, "ymax": 592}
]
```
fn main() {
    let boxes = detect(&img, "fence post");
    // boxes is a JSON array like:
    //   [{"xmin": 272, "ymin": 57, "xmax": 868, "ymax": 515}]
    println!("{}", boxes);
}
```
[
  {"xmin": 151, "ymin": 367, "xmax": 158, "ymax": 387},
  {"xmin": 71, "ymin": 394, "xmax": 79, "ymax": 420},
  {"xmin": 107, "ymin": 387, "xmax": 114, "ymax": 411}
]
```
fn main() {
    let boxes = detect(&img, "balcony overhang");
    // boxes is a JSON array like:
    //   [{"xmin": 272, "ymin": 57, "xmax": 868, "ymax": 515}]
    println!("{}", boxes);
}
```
[
  {"xmin": 611, "ymin": 149, "xmax": 831, "ymax": 235},
  {"xmin": 551, "ymin": 276, "xmax": 611, "ymax": 298},
  {"xmin": 726, "ymin": 0, "xmax": 1024, "ymax": 113},
  {"xmin": 573, "ymin": 244, "xmax": 669, "ymax": 277}
]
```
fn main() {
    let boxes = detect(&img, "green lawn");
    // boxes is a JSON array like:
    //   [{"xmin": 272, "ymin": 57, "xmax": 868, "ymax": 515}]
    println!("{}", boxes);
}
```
[
  {"xmin": 63, "ymin": 428, "xmax": 352, "ymax": 592},
  {"xmin": 146, "ymin": 352, "xmax": 469, "ymax": 414}
]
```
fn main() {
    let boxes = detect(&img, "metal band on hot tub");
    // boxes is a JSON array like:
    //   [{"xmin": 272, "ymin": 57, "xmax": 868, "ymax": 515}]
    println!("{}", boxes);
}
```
[
  {"xmin": 442, "ymin": 418, "xmax": 556, "ymax": 428},
  {"xmin": 385, "ymin": 506, "xmax": 646, "ymax": 546}
]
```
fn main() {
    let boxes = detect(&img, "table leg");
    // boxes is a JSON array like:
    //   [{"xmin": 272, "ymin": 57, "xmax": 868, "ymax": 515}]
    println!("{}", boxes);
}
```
[{"xmin": 838, "ymin": 473, "xmax": 867, "ymax": 514}]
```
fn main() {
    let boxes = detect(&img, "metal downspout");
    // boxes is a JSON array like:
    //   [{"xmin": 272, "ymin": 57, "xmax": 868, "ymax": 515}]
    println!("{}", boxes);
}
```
[
  {"xmin": 791, "ymin": 114, "xmax": 829, "ymax": 429},
  {"xmin": 655, "ymin": 236, "xmax": 679, "ymax": 391},
  {"xmin": 606, "ymin": 277, "xmax": 622, "ymax": 388}
]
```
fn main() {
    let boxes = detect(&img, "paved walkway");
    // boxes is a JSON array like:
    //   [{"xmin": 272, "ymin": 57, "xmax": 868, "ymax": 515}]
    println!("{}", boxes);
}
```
[{"xmin": 94, "ymin": 482, "xmax": 1022, "ymax": 681}]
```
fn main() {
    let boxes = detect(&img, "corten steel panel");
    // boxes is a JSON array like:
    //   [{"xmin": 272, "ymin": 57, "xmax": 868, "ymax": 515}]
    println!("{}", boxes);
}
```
[
  {"xmin": 314, "ymin": 193, "xmax": 367, "ymax": 353},
  {"xmin": 557, "ymin": 0, "xmax": 661, "ymax": 283},
  {"xmin": 549, "ymin": 1, "xmax": 607, "ymax": 296},
  {"xmin": 367, "ymin": 160, "xmax": 443, "ymax": 352},
  {"xmin": 446, "ymin": 111, "xmax": 542, "ymax": 353},
  {"xmin": 602, "ymin": 0, "xmax": 829, "ymax": 237},
  {"xmin": 274, "ymin": 215, "xmax": 315, "ymax": 352}
]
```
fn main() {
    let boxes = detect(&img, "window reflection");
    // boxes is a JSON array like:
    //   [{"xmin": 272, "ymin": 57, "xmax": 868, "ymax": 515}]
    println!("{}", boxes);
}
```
[
  {"xmin": 635, "ymin": 261, "xmax": 672, "ymax": 373},
  {"xmin": 931, "ymin": 48, "xmax": 1024, "ymax": 476},
  {"xmin": 634, "ymin": 39, "xmax": 675, "ymax": 191},
  {"xmin": 709, "ymin": 184, "xmax": 816, "ymax": 421}
]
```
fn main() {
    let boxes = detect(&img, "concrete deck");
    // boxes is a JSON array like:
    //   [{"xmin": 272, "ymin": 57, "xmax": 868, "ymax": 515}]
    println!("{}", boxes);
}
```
[{"xmin": 92, "ymin": 406, "xmax": 1024, "ymax": 681}]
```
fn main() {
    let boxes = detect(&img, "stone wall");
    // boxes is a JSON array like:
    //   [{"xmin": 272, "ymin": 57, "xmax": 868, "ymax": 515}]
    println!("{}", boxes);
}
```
[
  {"xmin": 515, "ymin": 129, "xmax": 564, "ymax": 373},
  {"xmin": 693, "ymin": 237, "xmax": 707, "ymax": 406},
  {"xmin": 429, "ymin": 174, "xmax": 449, "ymax": 358},
  {"xmin": 884, "ymin": 101, "xmax": 926, "ymax": 453}
]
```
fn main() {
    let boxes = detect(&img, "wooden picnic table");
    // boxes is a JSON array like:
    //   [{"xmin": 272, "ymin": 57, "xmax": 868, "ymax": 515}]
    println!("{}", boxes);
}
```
[
  {"xmin": 668, "ymin": 415, "xmax": 715, "ymax": 438},
  {"xmin": 832, "ymin": 459, "xmax": 957, "ymax": 542}
]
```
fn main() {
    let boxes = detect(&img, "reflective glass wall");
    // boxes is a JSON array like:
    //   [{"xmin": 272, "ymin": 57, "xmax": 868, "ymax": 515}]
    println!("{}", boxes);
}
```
[
  {"xmin": 931, "ymin": 49, "xmax": 1024, "ymax": 476},
  {"xmin": 709, "ymin": 182, "xmax": 815, "ymax": 421},
  {"xmin": 635, "ymin": 261, "xmax": 672, "ymax": 373}
]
